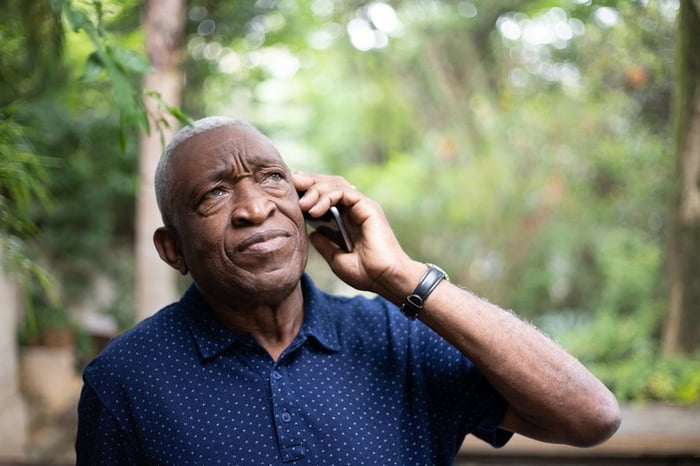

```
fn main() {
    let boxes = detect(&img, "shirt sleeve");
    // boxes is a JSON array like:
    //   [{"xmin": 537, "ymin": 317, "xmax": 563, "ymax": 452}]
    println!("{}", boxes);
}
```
[
  {"xmin": 471, "ymin": 400, "xmax": 513, "ymax": 448},
  {"xmin": 75, "ymin": 382, "xmax": 140, "ymax": 465},
  {"xmin": 451, "ymin": 352, "xmax": 514, "ymax": 448},
  {"xmin": 410, "ymin": 318, "xmax": 514, "ymax": 450}
]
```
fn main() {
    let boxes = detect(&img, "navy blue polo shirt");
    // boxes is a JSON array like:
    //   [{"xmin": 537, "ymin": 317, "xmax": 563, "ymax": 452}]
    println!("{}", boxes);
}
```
[{"xmin": 76, "ymin": 275, "xmax": 511, "ymax": 465}]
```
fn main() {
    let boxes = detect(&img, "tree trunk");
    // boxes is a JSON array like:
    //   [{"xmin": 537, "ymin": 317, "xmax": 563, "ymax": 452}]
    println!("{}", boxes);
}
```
[
  {"xmin": 0, "ymin": 257, "xmax": 29, "ymax": 458},
  {"xmin": 135, "ymin": 0, "xmax": 186, "ymax": 321},
  {"xmin": 662, "ymin": 0, "xmax": 700, "ymax": 354}
]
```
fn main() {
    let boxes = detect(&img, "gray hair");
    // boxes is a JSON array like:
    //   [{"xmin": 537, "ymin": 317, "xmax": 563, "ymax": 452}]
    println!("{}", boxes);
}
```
[{"xmin": 154, "ymin": 116, "xmax": 261, "ymax": 225}]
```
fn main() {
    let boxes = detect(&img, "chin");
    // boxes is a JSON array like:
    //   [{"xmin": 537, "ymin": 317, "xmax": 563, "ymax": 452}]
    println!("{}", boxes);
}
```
[{"xmin": 249, "ymin": 256, "xmax": 306, "ymax": 292}]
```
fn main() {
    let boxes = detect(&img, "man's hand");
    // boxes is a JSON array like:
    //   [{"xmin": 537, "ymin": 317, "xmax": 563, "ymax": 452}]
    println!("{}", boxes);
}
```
[{"xmin": 294, "ymin": 172, "xmax": 424, "ymax": 299}]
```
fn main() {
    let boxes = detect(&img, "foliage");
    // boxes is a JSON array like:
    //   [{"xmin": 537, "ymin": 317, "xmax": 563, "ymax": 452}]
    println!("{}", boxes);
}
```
[
  {"xmin": 0, "ymin": 1, "xmax": 63, "ymax": 338},
  {"xmin": 2, "ymin": 0, "xmax": 697, "ymax": 401},
  {"xmin": 596, "ymin": 353, "xmax": 700, "ymax": 404},
  {"xmin": 1, "ymin": 0, "xmax": 190, "ymax": 343},
  {"xmin": 0, "ymin": 120, "xmax": 52, "ymax": 239},
  {"xmin": 55, "ymin": 0, "xmax": 192, "ymax": 150},
  {"xmin": 168, "ymin": 0, "xmax": 698, "ymax": 401},
  {"xmin": 541, "ymin": 296, "xmax": 700, "ymax": 403},
  {"xmin": 0, "ymin": 0, "xmax": 64, "ymax": 107}
]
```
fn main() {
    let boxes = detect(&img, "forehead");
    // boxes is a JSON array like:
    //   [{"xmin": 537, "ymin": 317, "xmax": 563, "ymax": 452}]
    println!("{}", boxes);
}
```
[{"xmin": 169, "ymin": 124, "xmax": 286, "ymax": 177}]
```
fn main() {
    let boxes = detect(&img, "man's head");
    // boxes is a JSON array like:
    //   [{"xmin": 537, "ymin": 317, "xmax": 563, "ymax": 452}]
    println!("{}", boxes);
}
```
[{"xmin": 153, "ymin": 117, "xmax": 308, "ymax": 306}]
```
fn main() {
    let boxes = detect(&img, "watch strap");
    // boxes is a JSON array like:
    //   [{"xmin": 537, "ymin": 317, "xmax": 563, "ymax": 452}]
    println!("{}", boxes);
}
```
[{"xmin": 400, "ymin": 264, "xmax": 448, "ymax": 320}]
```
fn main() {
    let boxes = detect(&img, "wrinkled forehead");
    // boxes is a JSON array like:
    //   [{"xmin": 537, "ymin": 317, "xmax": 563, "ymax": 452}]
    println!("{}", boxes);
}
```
[{"xmin": 170, "ymin": 124, "xmax": 287, "ymax": 176}]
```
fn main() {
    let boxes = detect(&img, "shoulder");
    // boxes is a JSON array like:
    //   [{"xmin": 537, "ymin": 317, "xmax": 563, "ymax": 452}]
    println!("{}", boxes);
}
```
[
  {"xmin": 82, "ymin": 302, "xmax": 186, "ymax": 382},
  {"xmin": 305, "ymin": 278, "xmax": 399, "ymax": 329},
  {"xmin": 305, "ymin": 277, "xmax": 453, "ymax": 356}
]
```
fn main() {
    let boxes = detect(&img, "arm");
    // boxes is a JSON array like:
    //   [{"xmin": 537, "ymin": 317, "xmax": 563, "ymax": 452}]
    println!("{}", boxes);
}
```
[
  {"xmin": 295, "ymin": 173, "xmax": 621, "ymax": 447},
  {"xmin": 76, "ymin": 382, "xmax": 140, "ymax": 465},
  {"xmin": 406, "ymin": 275, "xmax": 621, "ymax": 446}
]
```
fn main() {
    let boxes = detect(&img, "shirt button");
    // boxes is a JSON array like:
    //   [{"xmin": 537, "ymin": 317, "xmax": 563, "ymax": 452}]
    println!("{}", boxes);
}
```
[
  {"xmin": 271, "ymin": 370, "xmax": 282, "ymax": 380},
  {"xmin": 281, "ymin": 412, "xmax": 292, "ymax": 423}
]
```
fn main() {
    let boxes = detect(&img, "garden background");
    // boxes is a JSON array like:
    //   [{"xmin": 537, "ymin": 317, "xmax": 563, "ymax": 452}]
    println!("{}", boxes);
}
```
[{"xmin": 1, "ymin": 0, "xmax": 699, "ymax": 463}]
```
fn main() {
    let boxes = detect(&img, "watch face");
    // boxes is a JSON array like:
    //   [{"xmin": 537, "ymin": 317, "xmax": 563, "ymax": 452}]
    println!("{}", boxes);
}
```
[{"xmin": 428, "ymin": 264, "xmax": 449, "ymax": 281}]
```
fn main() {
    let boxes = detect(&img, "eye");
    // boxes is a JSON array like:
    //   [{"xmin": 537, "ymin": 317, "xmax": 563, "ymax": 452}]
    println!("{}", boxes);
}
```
[
  {"xmin": 267, "ymin": 171, "xmax": 285, "ymax": 182},
  {"xmin": 196, "ymin": 185, "xmax": 229, "ymax": 216},
  {"xmin": 202, "ymin": 186, "xmax": 227, "ymax": 202},
  {"xmin": 261, "ymin": 170, "xmax": 287, "ymax": 187},
  {"xmin": 209, "ymin": 187, "xmax": 226, "ymax": 197}
]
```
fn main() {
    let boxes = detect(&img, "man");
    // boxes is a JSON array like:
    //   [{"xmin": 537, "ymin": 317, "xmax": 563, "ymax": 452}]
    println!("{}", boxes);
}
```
[{"xmin": 76, "ymin": 116, "xmax": 620, "ymax": 465}]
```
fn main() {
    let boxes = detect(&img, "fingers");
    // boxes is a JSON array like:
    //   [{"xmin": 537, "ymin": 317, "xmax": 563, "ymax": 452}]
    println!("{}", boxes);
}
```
[
  {"xmin": 294, "ymin": 172, "xmax": 360, "ymax": 217},
  {"xmin": 308, "ymin": 230, "xmax": 341, "ymax": 262},
  {"xmin": 294, "ymin": 171, "xmax": 408, "ymax": 293}
]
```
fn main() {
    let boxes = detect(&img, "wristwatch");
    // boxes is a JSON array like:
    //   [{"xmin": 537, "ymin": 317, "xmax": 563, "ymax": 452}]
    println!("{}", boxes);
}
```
[{"xmin": 400, "ymin": 264, "xmax": 449, "ymax": 320}]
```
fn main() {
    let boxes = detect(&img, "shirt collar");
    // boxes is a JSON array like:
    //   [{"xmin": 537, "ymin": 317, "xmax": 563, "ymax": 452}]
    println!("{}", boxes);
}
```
[
  {"xmin": 181, "ymin": 274, "xmax": 341, "ymax": 361},
  {"xmin": 299, "ymin": 274, "xmax": 341, "ymax": 353}
]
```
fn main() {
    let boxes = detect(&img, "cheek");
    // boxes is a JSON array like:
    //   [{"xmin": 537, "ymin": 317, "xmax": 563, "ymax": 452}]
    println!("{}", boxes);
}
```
[
  {"xmin": 283, "ymin": 206, "xmax": 309, "ymax": 255},
  {"xmin": 292, "ymin": 213, "xmax": 309, "ymax": 244},
  {"xmin": 179, "ymin": 218, "xmax": 227, "ymax": 257}
]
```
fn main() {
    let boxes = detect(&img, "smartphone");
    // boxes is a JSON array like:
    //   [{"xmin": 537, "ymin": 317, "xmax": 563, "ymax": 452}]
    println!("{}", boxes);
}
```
[{"xmin": 298, "ymin": 193, "xmax": 354, "ymax": 253}]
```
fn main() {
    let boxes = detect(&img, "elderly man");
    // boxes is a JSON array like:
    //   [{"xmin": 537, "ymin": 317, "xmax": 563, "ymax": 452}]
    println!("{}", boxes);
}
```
[{"xmin": 76, "ymin": 116, "xmax": 620, "ymax": 465}]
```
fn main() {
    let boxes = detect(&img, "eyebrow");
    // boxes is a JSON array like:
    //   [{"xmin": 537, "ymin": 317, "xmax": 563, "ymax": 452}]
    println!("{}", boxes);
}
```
[{"xmin": 188, "ymin": 165, "xmax": 230, "ymax": 203}]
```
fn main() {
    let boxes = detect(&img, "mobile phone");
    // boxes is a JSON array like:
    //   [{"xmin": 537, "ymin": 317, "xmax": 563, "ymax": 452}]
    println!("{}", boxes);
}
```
[{"xmin": 298, "ymin": 193, "xmax": 354, "ymax": 253}]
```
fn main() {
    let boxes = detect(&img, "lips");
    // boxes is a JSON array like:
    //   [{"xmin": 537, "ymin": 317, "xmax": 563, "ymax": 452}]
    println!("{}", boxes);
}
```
[{"xmin": 236, "ymin": 229, "xmax": 291, "ymax": 253}]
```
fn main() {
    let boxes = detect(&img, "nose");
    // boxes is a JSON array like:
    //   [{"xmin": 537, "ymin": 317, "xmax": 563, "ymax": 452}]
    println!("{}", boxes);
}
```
[{"xmin": 230, "ymin": 181, "xmax": 276, "ymax": 226}]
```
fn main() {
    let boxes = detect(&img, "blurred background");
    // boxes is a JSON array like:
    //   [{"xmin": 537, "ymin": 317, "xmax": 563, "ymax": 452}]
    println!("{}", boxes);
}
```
[{"xmin": 1, "ymin": 0, "xmax": 699, "ymax": 464}]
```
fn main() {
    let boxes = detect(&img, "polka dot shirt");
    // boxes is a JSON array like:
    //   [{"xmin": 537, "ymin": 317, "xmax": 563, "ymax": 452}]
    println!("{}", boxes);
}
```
[{"xmin": 76, "ymin": 275, "xmax": 511, "ymax": 465}]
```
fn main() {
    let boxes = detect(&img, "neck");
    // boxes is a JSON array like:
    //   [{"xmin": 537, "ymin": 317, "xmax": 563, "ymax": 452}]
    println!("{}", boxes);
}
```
[{"xmin": 204, "ymin": 282, "xmax": 304, "ymax": 361}]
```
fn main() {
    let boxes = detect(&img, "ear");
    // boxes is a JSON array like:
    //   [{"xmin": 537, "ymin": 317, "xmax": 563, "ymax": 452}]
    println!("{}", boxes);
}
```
[{"xmin": 153, "ymin": 226, "xmax": 189, "ymax": 275}]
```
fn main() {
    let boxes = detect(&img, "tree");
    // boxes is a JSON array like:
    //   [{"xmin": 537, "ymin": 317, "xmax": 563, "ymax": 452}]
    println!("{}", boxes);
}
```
[
  {"xmin": 663, "ymin": 0, "xmax": 700, "ymax": 354},
  {"xmin": 3, "ymin": 0, "xmax": 694, "ymax": 399},
  {"xmin": 134, "ymin": 0, "xmax": 186, "ymax": 320},
  {"xmin": 0, "ymin": 0, "xmax": 63, "ymax": 337}
]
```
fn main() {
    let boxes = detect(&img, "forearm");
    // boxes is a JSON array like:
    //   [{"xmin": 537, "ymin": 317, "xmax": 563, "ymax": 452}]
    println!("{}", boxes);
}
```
[
  {"xmin": 297, "ymin": 174, "xmax": 620, "ymax": 445},
  {"xmin": 375, "ymin": 260, "xmax": 621, "ymax": 447}
]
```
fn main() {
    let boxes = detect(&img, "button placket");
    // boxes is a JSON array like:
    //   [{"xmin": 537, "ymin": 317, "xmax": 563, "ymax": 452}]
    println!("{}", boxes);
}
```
[{"xmin": 269, "ymin": 365, "xmax": 305, "ymax": 461}]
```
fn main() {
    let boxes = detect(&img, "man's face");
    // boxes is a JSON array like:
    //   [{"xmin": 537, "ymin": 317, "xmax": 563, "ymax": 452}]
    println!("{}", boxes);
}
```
[{"xmin": 167, "ymin": 124, "xmax": 308, "ymax": 306}]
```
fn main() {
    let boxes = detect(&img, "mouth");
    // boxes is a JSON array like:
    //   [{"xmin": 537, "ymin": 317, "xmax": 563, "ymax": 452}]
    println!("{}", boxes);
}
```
[{"xmin": 236, "ymin": 229, "xmax": 292, "ymax": 253}]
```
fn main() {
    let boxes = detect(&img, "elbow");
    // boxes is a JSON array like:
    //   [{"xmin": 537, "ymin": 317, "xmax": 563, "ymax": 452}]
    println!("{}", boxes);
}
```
[{"xmin": 569, "ymin": 393, "xmax": 621, "ymax": 447}]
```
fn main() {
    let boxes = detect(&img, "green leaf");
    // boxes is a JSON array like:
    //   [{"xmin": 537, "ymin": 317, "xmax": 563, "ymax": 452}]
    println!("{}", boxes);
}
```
[
  {"xmin": 136, "ymin": 99, "xmax": 150, "ymax": 133},
  {"xmin": 166, "ymin": 105, "xmax": 193, "ymax": 126},
  {"xmin": 63, "ymin": 3, "xmax": 90, "ymax": 32},
  {"xmin": 107, "ymin": 44, "xmax": 152, "ymax": 75},
  {"xmin": 143, "ymin": 89, "xmax": 193, "ymax": 127},
  {"xmin": 82, "ymin": 51, "xmax": 105, "ymax": 80},
  {"xmin": 106, "ymin": 66, "xmax": 137, "ymax": 116}
]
